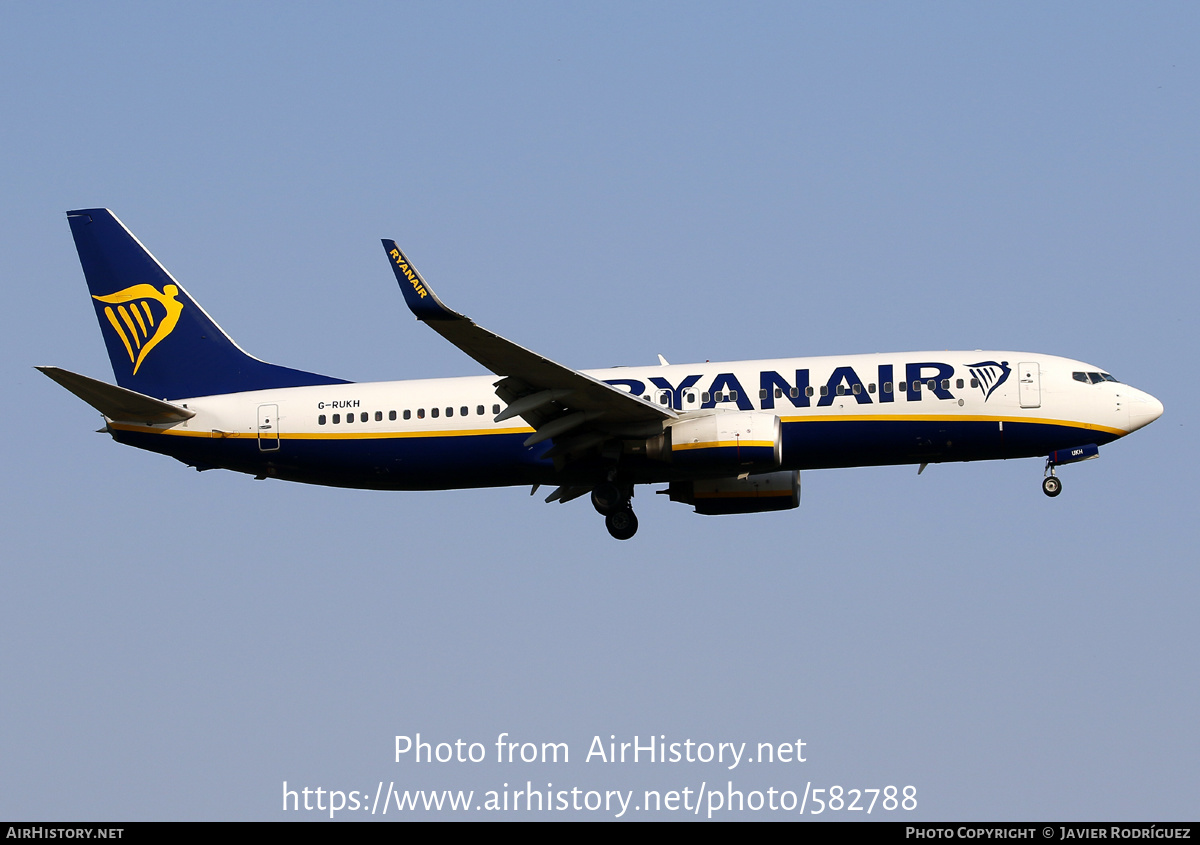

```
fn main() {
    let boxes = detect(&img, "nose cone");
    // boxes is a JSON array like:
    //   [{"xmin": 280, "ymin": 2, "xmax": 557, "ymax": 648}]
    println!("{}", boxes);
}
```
[{"xmin": 1127, "ymin": 391, "xmax": 1164, "ymax": 432}]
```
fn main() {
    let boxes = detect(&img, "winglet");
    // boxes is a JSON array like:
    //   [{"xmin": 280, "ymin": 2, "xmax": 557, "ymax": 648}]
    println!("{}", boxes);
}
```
[{"xmin": 381, "ymin": 240, "xmax": 457, "ymax": 321}]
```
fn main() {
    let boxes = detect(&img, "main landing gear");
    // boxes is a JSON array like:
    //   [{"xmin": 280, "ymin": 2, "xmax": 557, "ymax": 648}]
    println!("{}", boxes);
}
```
[{"xmin": 592, "ymin": 481, "xmax": 638, "ymax": 540}]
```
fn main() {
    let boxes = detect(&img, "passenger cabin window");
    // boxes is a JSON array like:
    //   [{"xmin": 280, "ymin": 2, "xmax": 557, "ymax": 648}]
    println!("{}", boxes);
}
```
[
  {"xmin": 403, "ymin": 410, "xmax": 411, "ymax": 420},
  {"xmin": 431, "ymin": 408, "xmax": 439, "ymax": 418},
  {"xmin": 417, "ymin": 409, "xmax": 425, "ymax": 419},
  {"xmin": 477, "ymin": 405, "xmax": 485, "ymax": 415},
  {"xmin": 956, "ymin": 379, "xmax": 964, "ymax": 389},
  {"xmin": 789, "ymin": 387, "xmax": 799, "ymax": 398},
  {"xmin": 461, "ymin": 406, "xmax": 468, "ymax": 416},
  {"xmin": 389, "ymin": 411, "xmax": 397, "ymax": 421},
  {"xmin": 333, "ymin": 414, "xmax": 341, "ymax": 424},
  {"xmin": 883, "ymin": 382, "xmax": 893, "ymax": 393},
  {"xmin": 493, "ymin": 404, "xmax": 501, "ymax": 414},
  {"xmin": 868, "ymin": 383, "xmax": 876, "ymax": 394},
  {"xmin": 319, "ymin": 414, "xmax": 327, "ymax": 425}
]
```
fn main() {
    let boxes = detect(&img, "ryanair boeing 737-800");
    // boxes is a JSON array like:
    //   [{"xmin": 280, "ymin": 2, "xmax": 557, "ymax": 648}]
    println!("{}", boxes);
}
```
[{"xmin": 40, "ymin": 209, "xmax": 1163, "ymax": 539}]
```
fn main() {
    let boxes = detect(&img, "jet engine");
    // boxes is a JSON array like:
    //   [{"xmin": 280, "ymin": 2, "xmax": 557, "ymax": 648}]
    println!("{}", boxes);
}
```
[
  {"xmin": 659, "ymin": 411, "xmax": 782, "ymax": 471},
  {"xmin": 664, "ymin": 470, "xmax": 801, "ymax": 515}
]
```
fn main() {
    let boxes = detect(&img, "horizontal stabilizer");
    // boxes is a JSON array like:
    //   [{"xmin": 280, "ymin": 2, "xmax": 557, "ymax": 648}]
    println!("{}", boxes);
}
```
[{"xmin": 37, "ymin": 366, "xmax": 196, "ymax": 424}]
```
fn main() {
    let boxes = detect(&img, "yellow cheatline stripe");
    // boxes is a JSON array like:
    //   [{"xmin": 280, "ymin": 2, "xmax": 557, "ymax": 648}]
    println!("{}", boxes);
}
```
[
  {"xmin": 673, "ymin": 440, "xmax": 776, "ymax": 451},
  {"xmin": 108, "ymin": 423, "xmax": 535, "ymax": 440},
  {"xmin": 778, "ymin": 413, "xmax": 1126, "ymax": 437},
  {"xmin": 109, "ymin": 415, "xmax": 1126, "ymax": 440}
]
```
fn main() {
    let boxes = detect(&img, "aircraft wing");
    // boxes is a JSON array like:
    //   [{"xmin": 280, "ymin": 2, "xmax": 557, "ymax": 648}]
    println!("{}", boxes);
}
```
[{"xmin": 382, "ymin": 241, "xmax": 674, "ymax": 447}]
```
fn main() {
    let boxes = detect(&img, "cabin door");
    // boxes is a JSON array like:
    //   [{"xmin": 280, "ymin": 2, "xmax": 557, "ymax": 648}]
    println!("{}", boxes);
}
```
[{"xmin": 1018, "ymin": 363, "xmax": 1041, "ymax": 409}]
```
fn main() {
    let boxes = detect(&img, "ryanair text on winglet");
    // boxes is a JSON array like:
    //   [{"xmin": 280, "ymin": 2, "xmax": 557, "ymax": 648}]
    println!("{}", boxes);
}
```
[{"xmin": 391, "ymin": 249, "xmax": 427, "ymax": 299}]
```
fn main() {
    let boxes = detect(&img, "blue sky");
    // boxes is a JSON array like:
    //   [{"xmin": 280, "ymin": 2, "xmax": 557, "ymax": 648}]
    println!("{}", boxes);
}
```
[{"xmin": 2, "ymin": 2, "xmax": 1197, "ymax": 820}]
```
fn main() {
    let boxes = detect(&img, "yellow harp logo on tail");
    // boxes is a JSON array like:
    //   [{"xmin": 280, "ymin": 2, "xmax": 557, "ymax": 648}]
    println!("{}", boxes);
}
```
[{"xmin": 92, "ymin": 284, "xmax": 184, "ymax": 375}]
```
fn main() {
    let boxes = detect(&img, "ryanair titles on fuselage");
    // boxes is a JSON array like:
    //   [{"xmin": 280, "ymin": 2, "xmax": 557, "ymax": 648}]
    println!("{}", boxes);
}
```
[
  {"xmin": 601, "ymin": 359, "xmax": 1012, "ymax": 411},
  {"xmin": 303, "ymin": 359, "xmax": 1012, "ymax": 418}
]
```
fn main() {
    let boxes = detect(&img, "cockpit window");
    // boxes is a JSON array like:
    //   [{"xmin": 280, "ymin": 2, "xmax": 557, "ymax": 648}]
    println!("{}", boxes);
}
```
[{"xmin": 1074, "ymin": 371, "xmax": 1121, "ymax": 385}]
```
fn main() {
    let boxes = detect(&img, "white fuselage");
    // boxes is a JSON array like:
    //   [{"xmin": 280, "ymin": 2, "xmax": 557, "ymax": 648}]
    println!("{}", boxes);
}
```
[{"xmin": 106, "ymin": 350, "xmax": 1162, "ymax": 491}]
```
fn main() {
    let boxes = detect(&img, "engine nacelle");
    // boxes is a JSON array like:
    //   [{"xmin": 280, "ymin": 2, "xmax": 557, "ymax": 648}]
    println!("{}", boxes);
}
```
[
  {"xmin": 664, "ymin": 412, "xmax": 782, "ymax": 471},
  {"xmin": 665, "ymin": 470, "xmax": 801, "ymax": 515}
]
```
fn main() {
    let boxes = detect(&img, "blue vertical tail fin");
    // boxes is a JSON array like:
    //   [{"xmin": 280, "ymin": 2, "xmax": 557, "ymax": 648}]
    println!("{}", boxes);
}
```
[{"xmin": 67, "ymin": 209, "xmax": 348, "ymax": 399}]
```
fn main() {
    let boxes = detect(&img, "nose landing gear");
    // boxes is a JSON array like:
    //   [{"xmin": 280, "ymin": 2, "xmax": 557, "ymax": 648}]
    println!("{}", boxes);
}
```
[
  {"xmin": 1043, "ymin": 454, "xmax": 1063, "ymax": 497},
  {"xmin": 1042, "ymin": 443, "xmax": 1100, "ymax": 497}
]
